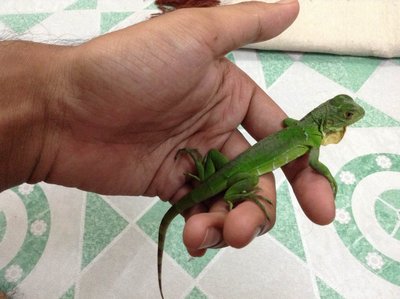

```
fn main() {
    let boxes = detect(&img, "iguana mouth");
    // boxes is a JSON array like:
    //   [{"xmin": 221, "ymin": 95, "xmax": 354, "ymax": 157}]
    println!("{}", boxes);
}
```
[{"xmin": 322, "ymin": 127, "xmax": 346, "ymax": 145}]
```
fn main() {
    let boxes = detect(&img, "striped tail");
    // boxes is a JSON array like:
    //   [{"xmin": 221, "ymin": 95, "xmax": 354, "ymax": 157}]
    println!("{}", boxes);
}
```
[{"xmin": 157, "ymin": 205, "xmax": 180, "ymax": 299}]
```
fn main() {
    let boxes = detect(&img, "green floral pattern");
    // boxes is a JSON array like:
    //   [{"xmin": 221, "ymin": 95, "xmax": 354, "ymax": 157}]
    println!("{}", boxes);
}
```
[
  {"xmin": 334, "ymin": 154, "xmax": 400, "ymax": 286},
  {"xmin": 0, "ymin": 185, "xmax": 50, "ymax": 293}
]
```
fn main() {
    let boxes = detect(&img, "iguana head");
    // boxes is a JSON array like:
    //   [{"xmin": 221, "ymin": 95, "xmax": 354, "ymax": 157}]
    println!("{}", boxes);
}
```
[{"xmin": 305, "ymin": 94, "xmax": 365, "ymax": 145}]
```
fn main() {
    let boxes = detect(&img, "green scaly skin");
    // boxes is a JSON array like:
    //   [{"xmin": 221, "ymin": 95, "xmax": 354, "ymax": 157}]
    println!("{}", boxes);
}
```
[{"xmin": 157, "ymin": 94, "xmax": 365, "ymax": 298}]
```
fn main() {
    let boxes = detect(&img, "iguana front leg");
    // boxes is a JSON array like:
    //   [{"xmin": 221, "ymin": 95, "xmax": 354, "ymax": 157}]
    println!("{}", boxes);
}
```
[{"xmin": 308, "ymin": 147, "xmax": 337, "ymax": 196}]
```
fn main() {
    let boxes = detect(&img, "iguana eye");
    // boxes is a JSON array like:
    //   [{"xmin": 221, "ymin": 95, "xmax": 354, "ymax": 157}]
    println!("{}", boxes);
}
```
[{"xmin": 344, "ymin": 111, "xmax": 353, "ymax": 119}]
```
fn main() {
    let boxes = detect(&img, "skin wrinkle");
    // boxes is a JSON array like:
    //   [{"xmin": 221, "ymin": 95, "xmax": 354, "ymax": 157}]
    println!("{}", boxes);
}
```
[
  {"xmin": 144, "ymin": 131, "xmax": 203, "ymax": 198},
  {"xmin": 166, "ymin": 80, "xmax": 216, "ymax": 128},
  {"xmin": 54, "ymin": 141, "xmax": 148, "ymax": 194},
  {"xmin": 254, "ymin": 11, "xmax": 264, "ymax": 44},
  {"xmin": 133, "ymin": 48, "xmax": 178, "ymax": 108},
  {"xmin": 41, "ymin": 109, "xmax": 67, "ymax": 184},
  {"xmin": 158, "ymin": 60, "xmax": 229, "ymax": 143},
  {"xmin": 203, "ymin": 63, "xmax": 246, "ymax": 133},
  {"xmin": 125, "ymin": 33, "xmax": 213, "ymax": 121},
  {"xmin": 1, "ymin": 43, "xmax": 54, "ymax": 187},
  {"xmin": 75, "ymin": 48, "xmax": 169, "ymax": 122},
  {"xmin": 44, "ymin": 81, "xmax": 160, "ymax": 192},
  {"xmin": 135, "ymin": 71, "xmax": 233, "ymax": 200},
  {"xmin": 147, "ymin": 82, "xmax": 237, "ymax": 199},
  {"xmin": 146, "ymin": 111, "xmax": 224, "ymax": 198},
  {"xmin": 27, "ymin": 103, "xmax": 49, "ymax": 185},
  {"xmin": 153, "ymin": 60, "xmax": 252, "ymax": 201},
  {"xmin": 144, "ymin": 145, "xmax": 186, "ymax": 198},
  {"xmin": 58, "ymin": 79, "xmax": 133, "ymax": 143},
  {"xmin": 165, "ymin": 9, "xmax": 231, "ymax": 60},
  {"xmin": 149, "ymin": 13, "xmax": 211, "ymax": 70},
  {"xmin": 68, "ymin": 73, "xmax": 185, "ymax": 144},
  {"xmin": 161, "ymin": 75, "xmax": 224, "ymax": 144},
  {"xmin": 40, "ymin": 68, "xmax": 79, "ymax": 185},
  {"xmin": 170, "ymin": 10, "xmax": 218, "ymax": 59},
  {"xmin": 212, "ymin": 62, "xmax": 235, "ymax": 123}
]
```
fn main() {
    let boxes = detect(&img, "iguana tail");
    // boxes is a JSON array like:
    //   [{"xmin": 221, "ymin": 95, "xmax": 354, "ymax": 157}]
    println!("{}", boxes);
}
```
[
  {"xmin": 157, "ymin": 181, "xmax": 222, "ymax": 298},
  {"xmin": 158, "ymin": 205, "xmax": 180, "ymax": 299}
]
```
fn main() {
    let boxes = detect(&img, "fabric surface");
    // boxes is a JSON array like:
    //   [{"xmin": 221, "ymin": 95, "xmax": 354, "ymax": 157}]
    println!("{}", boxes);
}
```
[
  {"xmin": 224, "ymin": 0, "xmax": 400, "ymax": 58},
  {"xmin": 1, "ymin": 1, "xmax": 400, "ymax": 298}
]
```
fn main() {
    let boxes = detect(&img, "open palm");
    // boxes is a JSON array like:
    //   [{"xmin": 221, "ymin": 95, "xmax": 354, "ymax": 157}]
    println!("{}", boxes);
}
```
[{"xmin": 44, "ymin": 1, "xmax": 335, "ymax": 255}]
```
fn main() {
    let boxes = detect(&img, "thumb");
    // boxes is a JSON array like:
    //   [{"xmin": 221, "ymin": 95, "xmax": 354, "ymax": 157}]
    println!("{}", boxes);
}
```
[{"xmin": 190, "ymin": 0, "xmax": 299, "ymax": 56}]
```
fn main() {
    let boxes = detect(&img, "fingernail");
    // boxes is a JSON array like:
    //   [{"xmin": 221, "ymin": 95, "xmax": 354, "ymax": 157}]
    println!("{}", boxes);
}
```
[
  {"xmin": 252, "ymin": 227, "xmax": 262, "ymax": 239},
  {"xmin": 199, "ymin": 227, "xmax": 222, "ymax": 249},
  {"xmin": 253, "ymin": 224, "xmax": 271, "ymax": 239}
]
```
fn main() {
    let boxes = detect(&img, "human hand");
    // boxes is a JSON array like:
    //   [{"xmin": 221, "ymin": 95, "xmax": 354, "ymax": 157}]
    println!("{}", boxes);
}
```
[{"xmin": 15, "ymin": 1, "xmax": 334, "ymax": 255}]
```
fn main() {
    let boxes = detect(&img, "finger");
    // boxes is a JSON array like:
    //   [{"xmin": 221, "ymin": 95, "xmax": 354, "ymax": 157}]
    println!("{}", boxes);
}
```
[
  {"xmin": 283, "ymin": 155, "xmax": 336, "ymax": 224},
  {"xmin": 183, "ymin": 211, "xmax": 226, "ymax": 257},
  {"xmin": 163, "ymin": 0, "xmax": 299, "ymax": 57},
  {"xmin": 242, "ymin": 85, "xmax": 288, "ymax": 136},
  {"xmin": 242, "ymin": 86, "xmax": 335, "ymax": 224},
  {"xmin": 211, "ymin": 1, "xmax": 299, "ymax": 56}
]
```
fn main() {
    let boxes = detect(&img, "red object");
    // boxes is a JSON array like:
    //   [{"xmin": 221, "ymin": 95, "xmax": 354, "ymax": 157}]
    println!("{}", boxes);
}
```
[{"xmin": 155, "ymin": 0, "xmax": 220, "ymax": 12}]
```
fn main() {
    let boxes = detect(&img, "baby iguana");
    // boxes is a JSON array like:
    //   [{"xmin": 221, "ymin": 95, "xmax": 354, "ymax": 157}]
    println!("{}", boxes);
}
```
[{"xmin": 157, "ymin": 95, "xmax": 365, "ymax": 298}]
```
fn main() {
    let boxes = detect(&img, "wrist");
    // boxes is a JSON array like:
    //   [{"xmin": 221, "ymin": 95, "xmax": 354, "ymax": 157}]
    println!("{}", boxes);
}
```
[{"xmin": 0, "ymin": 41, "xmax": 74, "ymax": 191}]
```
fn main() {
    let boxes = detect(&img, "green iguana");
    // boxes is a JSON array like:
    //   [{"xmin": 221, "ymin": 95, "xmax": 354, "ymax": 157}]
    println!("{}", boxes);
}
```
[{"xmin": 157, "ymin": 94, "xmax": 365, "ymax": 298}]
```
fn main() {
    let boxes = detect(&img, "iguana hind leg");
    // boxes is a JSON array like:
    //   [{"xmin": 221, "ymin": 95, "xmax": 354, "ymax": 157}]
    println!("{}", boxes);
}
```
[
  {"xmin": 224, "ymin": 173, "xmax": 272, "ymax": 222},
  {"xmin": 176, "ymin": 148, "xmax": 229, "ymax": 181},
  {"xmin": 176, "ymin": 148, "xmax": 204, "ymax": 181}
]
